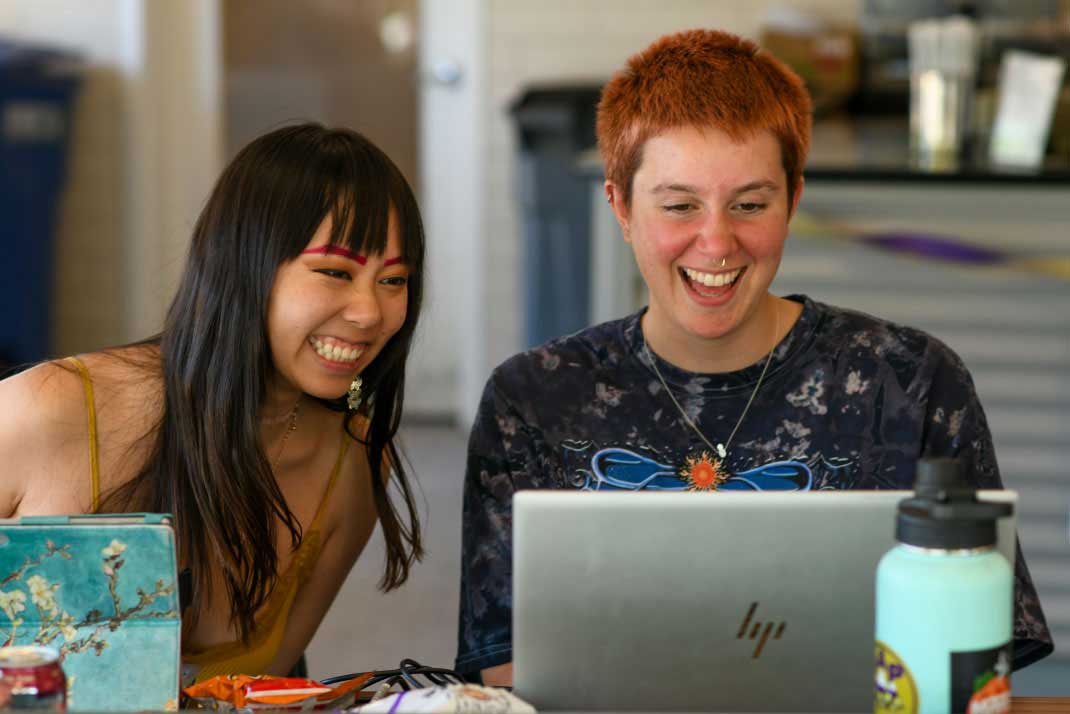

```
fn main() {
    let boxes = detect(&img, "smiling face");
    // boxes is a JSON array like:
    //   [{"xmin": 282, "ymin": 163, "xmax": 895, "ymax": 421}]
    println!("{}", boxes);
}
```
[
  {"xmin": 608, "ymin": 125, "xmax": 802, "ymax": 366},
  {"xmin": 265, "ymin": 210, "xmax": 409, "ymax": 404}
]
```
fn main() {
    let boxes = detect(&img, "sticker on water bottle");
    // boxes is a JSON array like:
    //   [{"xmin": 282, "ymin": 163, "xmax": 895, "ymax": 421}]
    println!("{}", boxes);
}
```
[
  {"xmin": 951, "ymin": 642, "xmax": 1011, "ymax": 714},
  {"xmin": 875, "ymin": 641, "xmax": 918, "ymax": 714}
]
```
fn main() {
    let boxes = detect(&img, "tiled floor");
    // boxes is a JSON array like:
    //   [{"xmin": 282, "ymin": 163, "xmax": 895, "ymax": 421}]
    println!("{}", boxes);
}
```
[{"xmin": 306, "ymin": 424, "xmax": 1067, "ymax": 695}]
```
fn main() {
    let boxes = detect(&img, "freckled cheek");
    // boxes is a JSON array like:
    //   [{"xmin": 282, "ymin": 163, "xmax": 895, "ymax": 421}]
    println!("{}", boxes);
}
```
[
  {"xmin": 738, "ymin": 225, "xmax": 789, "ymax": 261},
  {"xmin": 270, "ymin": 297, "xmax": 333, "ymax": 347},
  {"xmin": 264, "ymin": 300, "xmax": 290, "ymax": 351},
  {"xmin": 381, "ymin": 295, "xmax": 409, "ymax": 339},
  {"xmin": 637, "ymin": 224, "xmax": 693, "ymax": 264}
]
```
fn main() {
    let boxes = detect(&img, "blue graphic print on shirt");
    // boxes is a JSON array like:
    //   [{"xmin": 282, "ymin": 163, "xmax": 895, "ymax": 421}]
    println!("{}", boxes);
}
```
[{"xmin": 572, "ymin": 445, "xmax": 814, "ymax": 491}]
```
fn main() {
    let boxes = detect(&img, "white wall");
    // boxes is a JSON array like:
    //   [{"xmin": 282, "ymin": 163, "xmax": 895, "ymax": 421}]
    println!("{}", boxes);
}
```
[
  {"xmin": 0, "ymin": 0, "xmax": 223, "ymax": 354},
  {"xmin": 120, "ymin": 0, "xmax": 224, "ymax": 341},
  {"xmin": 416, "ymin": 0, "xmax": 489, "ymax": 427}
]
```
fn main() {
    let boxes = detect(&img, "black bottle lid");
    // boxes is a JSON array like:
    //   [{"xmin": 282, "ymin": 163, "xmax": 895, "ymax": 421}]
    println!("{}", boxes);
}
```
[{"xmin": 896, "ymin": 458, "xmax": 1012, "ymax": 549}]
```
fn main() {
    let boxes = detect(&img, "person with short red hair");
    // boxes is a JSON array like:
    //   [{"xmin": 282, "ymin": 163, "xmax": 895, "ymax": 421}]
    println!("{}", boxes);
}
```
[
  {"xmin": 456, "ymin": 29, "xmax": 1052, "ymax": 686},
  {"xmin": 598, "ymin": 29, "xmax": 811, "ymax": 215}
]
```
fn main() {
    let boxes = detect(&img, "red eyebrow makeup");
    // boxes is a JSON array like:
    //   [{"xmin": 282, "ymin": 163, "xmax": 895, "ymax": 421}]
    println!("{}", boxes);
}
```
[{"xmin": 301, "ymin": 246, "xmax": 403, "ymax": 266}]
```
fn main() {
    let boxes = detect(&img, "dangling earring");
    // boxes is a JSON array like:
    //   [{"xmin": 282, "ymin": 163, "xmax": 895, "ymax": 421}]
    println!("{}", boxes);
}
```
[{"xmin": 347, "ymin": 375, "xmax": 363, "ymax": 410}]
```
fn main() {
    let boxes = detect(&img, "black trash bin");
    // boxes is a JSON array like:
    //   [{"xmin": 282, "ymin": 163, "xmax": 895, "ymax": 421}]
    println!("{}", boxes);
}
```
[
  {"xmin": 0, "ymin": 39, "xmax": 82, "ymax": 375},
  {"xmin": 510, "ymin": 85, "xmax": 603, "ymax": 349}
]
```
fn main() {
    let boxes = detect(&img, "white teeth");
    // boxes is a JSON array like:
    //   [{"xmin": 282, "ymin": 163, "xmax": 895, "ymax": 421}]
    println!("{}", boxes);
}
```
[
  {"xmin": 310, "ymin": 337, "xmax": 363, "ymax": 363},
  {"xmin": 685, "ymin": 267, "xmax": 740, "ymax": 288}
]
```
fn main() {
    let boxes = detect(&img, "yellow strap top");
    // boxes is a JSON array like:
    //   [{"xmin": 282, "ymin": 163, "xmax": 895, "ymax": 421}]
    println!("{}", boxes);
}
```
[
  {"xmin": 66, "ymin": 356, "xmax": 351, "ymax": 680},
  {"xmin": 66, "ymin": 357, "xmax": 101, "ymax": 512},
  {"xmin": 182, "ymin": 438, "xmax": 349, "ymax": 682}
]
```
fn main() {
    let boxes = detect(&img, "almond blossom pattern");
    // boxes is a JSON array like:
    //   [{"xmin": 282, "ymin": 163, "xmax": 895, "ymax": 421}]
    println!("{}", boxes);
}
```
[{"xmin": 0, "ymin": 538, "xmax": 177, "ymax": 656}]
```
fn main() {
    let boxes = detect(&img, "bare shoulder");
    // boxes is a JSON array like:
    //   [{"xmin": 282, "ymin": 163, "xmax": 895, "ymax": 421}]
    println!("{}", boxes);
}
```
[
  {"xmin": 0, "ymin": 346, "xmax": 162, "ymax": 517},
  {"xmin": 0, "ymin": 359, "xmax": 86, "ymax": 427},
  {"xmin": 0, "ymin": 360, "xmax": 92, "ymax": 516}
]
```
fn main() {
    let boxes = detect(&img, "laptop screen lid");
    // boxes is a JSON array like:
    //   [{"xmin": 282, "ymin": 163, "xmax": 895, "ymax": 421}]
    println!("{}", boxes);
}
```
[{"xmin": 512, "ymin": 490, "xmax": 1017, "ymax": 713}]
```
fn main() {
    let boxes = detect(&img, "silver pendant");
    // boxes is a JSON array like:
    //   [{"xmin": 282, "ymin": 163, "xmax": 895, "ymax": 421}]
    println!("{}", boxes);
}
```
[{"xmin": 716, "ymin": 443, "xmax": 727, "ymax": 459}]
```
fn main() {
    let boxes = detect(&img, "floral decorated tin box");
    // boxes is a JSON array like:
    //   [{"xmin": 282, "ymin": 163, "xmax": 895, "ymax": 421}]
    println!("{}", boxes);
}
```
[{"xmin": 0, "ymin": 514, "xmax": 180, "ymax": 710}]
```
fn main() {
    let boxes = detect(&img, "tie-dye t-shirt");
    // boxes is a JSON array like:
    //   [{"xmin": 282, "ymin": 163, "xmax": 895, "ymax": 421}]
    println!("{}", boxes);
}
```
[{"xmin": 456, "ymin": 295, "xmax": 1053, "ymax": 675}]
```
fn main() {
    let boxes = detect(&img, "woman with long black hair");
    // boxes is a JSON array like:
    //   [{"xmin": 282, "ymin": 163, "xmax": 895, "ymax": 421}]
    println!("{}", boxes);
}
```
[{"xmin": 0, "ymin": 124, "xmax": 425, "ymax": 682}]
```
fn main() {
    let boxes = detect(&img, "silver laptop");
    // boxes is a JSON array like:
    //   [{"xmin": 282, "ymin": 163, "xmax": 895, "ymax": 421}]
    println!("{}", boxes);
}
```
[{"xmin": 512, "ymin": 490, "xmax": 1018, "ymax": 713}]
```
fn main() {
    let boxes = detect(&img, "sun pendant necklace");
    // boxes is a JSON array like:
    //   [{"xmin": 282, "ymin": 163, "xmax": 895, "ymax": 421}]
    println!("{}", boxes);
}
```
[{"xmin": 644, "ymin": 305, "xmax": 780, "ymax": 490}]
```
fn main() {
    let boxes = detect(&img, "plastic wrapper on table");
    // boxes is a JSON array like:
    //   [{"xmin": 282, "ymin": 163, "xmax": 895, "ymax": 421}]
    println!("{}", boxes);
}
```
[
  {"xmin": 183, "ymin": 673, "xmax": 372, "ymax": 711},
  {"xmin": 353, "ymin": 684, "xmax": 535, "ymax": 713}
]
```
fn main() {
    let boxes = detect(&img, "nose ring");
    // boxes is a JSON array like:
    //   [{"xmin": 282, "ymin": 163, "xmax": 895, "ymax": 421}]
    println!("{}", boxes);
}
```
[{"xmin": 720, "ymin": 257, "xmax": 727, "ymax": 268}]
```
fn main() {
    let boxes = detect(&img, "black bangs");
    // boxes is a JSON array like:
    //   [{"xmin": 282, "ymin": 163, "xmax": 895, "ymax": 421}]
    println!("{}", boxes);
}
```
[
  {"xmin": 323, "ymin": 142, "xmax": 391, "ymax": 258},
  {"xmin": 389, "ymin": 165, "xmax": 426, "ymax": 271},
  {"xmin": 320, "ymin": 138, "xmax": 425, "ymax": 272}
]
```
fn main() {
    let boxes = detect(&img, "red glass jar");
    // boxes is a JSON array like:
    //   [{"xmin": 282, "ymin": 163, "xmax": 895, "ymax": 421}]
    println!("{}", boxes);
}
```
[{"xmin": 0, "ymin": 646, "xmax": 66, "ymax": 710}]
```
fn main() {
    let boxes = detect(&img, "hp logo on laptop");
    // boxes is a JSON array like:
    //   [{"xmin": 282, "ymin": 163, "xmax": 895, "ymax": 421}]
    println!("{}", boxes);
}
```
[{"xmin": 737, "ymin": 602, "xmax": 786, "ymax": 658}]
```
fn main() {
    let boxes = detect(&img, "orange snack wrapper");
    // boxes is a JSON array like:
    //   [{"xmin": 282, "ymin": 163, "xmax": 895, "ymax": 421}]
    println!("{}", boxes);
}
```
[{"xmin": 183, "ymin": 673, "xmax": 372, "ymax": 710}]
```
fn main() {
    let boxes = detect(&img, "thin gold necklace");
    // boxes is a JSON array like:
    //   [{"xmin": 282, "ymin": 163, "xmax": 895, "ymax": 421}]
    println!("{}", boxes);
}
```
[
  {"xmin": 269, "ymin": 399, "xmax": 301, "ymax": 469},
  {"xmin": 644, "ymin": 304, "xmax": 780, "ymax": 467}
]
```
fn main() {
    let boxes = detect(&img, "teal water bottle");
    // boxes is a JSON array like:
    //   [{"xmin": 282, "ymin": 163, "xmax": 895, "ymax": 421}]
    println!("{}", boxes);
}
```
[{"xmin": 874, "ymin": 458, "xmax": 1014, "ymax": 714}]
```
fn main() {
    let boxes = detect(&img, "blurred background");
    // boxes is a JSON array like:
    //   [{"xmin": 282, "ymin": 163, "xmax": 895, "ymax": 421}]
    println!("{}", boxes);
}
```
[{"xmin": 1, "ymin": 0, "xmax": 1067, "ymax": 694}]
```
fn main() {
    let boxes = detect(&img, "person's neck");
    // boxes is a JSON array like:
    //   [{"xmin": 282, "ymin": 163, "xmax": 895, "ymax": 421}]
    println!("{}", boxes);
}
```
[
  {"xmin": 261, "ymin": 378, "xmax": 304, "ymax": 425},
  {"xmin": 642, "ymin": 294, "xmax": 792, "ymax": 374}
]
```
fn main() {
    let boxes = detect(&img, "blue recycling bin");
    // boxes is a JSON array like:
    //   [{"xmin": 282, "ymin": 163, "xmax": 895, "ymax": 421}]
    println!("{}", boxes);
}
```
[
  {"xmin": 511, "ymin": 86, "xmax": 602, "ymax": 348},
  {"xmin": 0, "ymin": 39, "xmax": 82, "ymax": 373}
]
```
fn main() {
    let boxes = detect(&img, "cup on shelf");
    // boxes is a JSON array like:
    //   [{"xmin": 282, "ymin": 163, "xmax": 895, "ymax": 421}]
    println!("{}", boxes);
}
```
[{"xmin": 908, "ymin": 16, "xmax": 979, "ymax": 172}]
